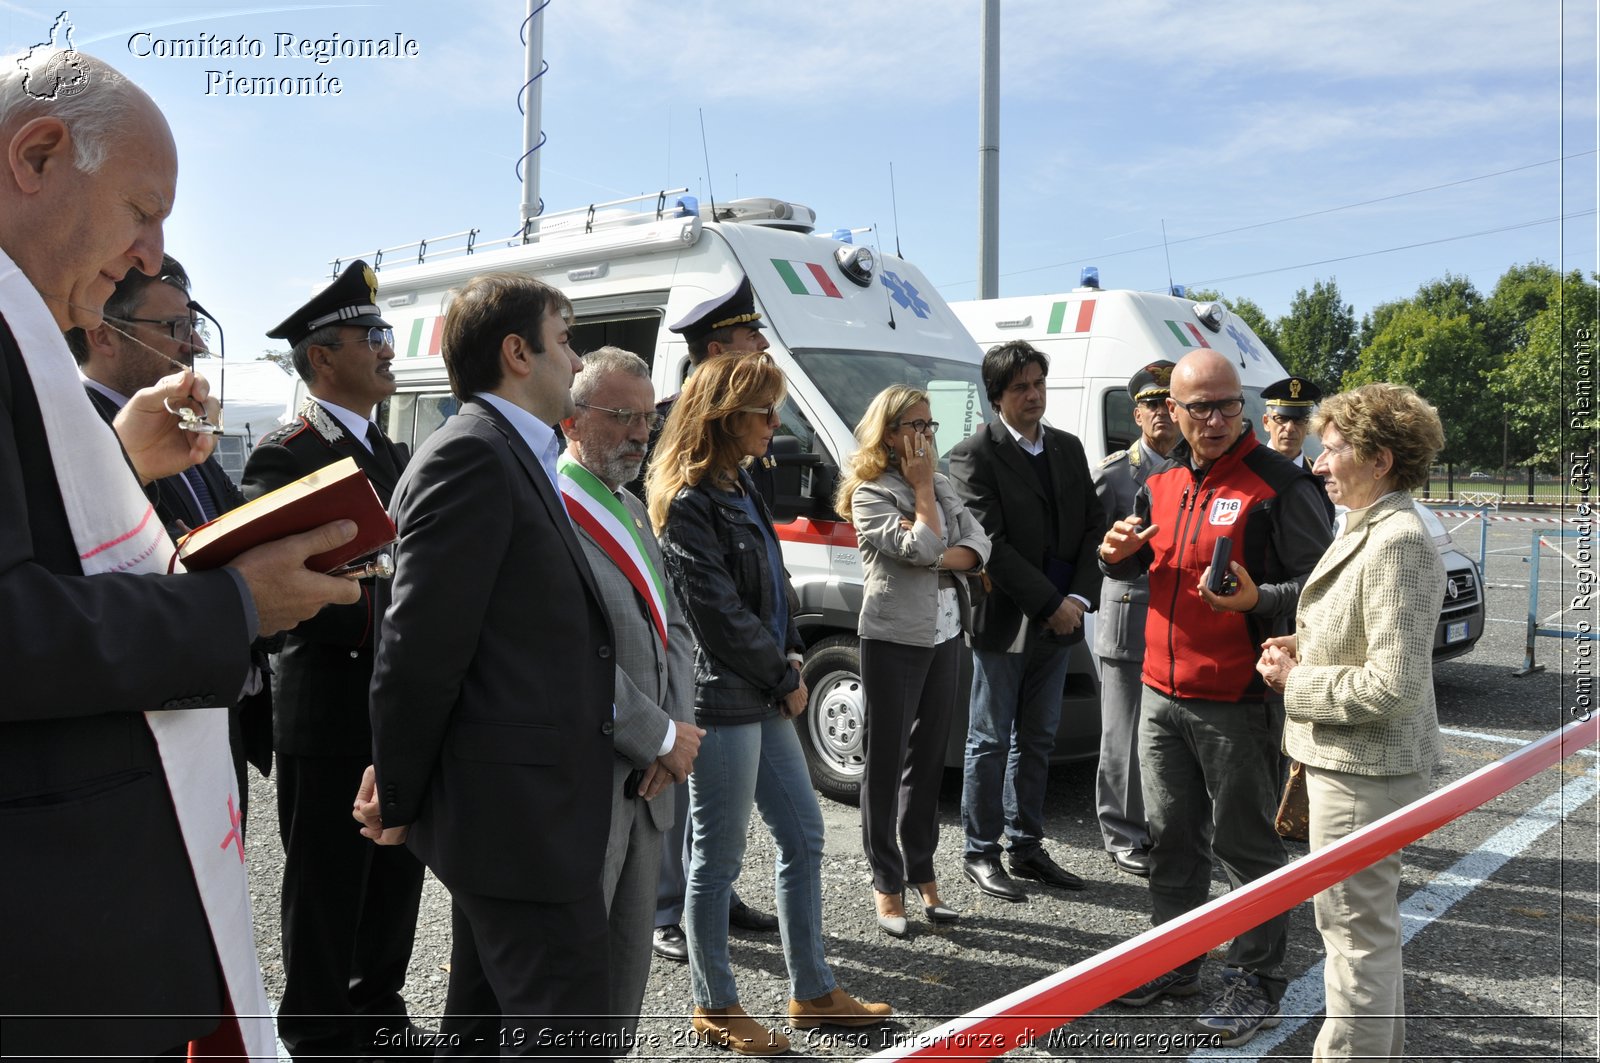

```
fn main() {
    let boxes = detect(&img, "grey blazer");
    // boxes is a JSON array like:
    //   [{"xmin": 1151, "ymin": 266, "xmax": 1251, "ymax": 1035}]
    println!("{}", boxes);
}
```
[
  {"xmin": 851, "ymin": 470, "xmax": 991, "ymax": 646},
  {"xmin": 573, "ymin": 483, "xmax": 696, "ymax": 832}
]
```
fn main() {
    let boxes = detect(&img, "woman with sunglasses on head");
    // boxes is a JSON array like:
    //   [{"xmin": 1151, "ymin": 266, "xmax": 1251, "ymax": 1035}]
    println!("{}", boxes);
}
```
[
  {"xmin": 835, "ymin": 385, "xmax": 989, "ymax": 938},
  {"xmin": 647, "ymin": 353, "xmax": 892, "ymax": 1055}
]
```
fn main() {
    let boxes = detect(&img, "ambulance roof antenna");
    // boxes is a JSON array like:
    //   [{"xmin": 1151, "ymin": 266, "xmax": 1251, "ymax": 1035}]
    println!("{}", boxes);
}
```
[
  {"xmin": 889, "ymin": 161, "xmax": 903, "ymax": 259},
  {"xmin": 699, "ymin": 109, "xmax": 719, "ymax": 222},
  {"xmin": 1161, "ymin": 218, "xmax": 1175, "ymax": 296}
]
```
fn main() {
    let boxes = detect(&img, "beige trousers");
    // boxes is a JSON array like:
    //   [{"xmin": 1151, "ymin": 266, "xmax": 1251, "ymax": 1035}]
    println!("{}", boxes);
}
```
[{"xmin": 1307, "ymin": 765, "xmax": 1429, "ymax": 1062}]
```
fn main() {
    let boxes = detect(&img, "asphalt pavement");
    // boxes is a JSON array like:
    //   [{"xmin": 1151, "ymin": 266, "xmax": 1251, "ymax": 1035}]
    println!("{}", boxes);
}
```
[{"xmin": 245, "ymin": 509, "xmax": 1599, "ymax": 1060}]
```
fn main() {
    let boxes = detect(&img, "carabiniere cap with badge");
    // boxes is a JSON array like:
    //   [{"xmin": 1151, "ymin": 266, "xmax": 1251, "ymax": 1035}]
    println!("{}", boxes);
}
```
[
  {"xmin": 1261, "ymin": 376, "xmax": 1324, "ymax": 419},
  {"xmin": 667, "ymin": 274, "xmax": 764, "ymax": 346},
  {"xmin": 1128, "ymin": 360, "xmax": 1177, "ymax": 402},
  {"xmin": 267, "ymin": 260, "xmax": 392, "ymax": 347}
]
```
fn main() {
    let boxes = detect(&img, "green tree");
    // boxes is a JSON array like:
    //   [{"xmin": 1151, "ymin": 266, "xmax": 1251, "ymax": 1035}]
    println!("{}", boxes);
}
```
[
  {"xmin": 1344, "ymin": 303, "xmax": 1497, "ymax": 468},
  {"xmin": 1275, "ymin": 278, "xmax": 1356, "ymax": 387},
  {"xmin": 1354, "ymin": 298, "xmax": 1405, "ymax": 355},
  {"xmin": 1486, "ymin": 269, "xmax": 1600, "ymax": 469},
  {"xmin": 1485, "ymin": 261, "xmax": 1560, "ymax": 352}
]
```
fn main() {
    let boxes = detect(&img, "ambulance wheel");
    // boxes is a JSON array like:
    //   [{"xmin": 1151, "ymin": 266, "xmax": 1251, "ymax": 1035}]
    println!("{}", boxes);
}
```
[{"xmin": 796, "ymin": 634, "xmax": 865, "ymax": 806}]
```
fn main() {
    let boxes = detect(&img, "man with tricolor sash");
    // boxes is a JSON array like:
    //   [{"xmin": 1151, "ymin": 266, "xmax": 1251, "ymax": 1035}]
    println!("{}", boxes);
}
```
[{"xmin": 560, "ymin": 344, "xmax": 703, "ymax": 1045}]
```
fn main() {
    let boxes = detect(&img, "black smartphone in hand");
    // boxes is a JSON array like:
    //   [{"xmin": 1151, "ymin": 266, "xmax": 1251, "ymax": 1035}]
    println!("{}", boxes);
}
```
[{"xmin": 1207, "ymin": 536, "xmax": 1237, "ymax": 596}]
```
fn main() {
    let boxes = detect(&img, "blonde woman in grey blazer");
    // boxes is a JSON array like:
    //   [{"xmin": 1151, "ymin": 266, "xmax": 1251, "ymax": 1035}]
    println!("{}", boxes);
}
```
[
  {"xmin": 1256, "ymin": 384, "xmax": 1446, "ymax": 1062},
  {"xmin": 838, "ymin": 385, "xmax": 991, "ymax": 937}
]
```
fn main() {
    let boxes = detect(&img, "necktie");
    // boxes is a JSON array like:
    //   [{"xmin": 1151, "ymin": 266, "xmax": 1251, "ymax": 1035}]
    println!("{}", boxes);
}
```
[
  {"xmin": 365, "ymin": 422, "xmax": 398, "ymax": 481},
  {"xmin": 182, "ymin": 465, "xmax": 219, "ymax": 524}
]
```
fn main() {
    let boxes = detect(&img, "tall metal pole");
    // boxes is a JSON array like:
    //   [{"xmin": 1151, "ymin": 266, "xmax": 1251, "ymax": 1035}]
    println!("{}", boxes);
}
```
[
  {"xmin": 977, "ymin": 0, "xmax": 1000, "ymax": 300},
  {"xmin": 520, "ymin": 0, "xmax": 545, "ymax": 236}
]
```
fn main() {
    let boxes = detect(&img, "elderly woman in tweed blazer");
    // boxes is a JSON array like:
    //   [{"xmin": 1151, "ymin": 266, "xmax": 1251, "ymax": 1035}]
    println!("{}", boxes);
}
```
[{"xmin": 1256, "ymin": 383, "xmax": 1447, "ymax": 1062}]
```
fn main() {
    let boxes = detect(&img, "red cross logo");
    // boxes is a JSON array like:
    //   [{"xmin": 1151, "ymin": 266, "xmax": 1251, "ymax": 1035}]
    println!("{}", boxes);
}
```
[{"xmin": 219, "ymin": 794, "xmax": 244, "ymax": 863}]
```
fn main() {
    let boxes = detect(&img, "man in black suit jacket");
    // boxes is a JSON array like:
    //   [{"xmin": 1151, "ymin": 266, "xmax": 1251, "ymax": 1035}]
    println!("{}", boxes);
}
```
[
  {"xmin": 949, "ymin": 341, "xmax": 1104, "ymax": 903},
  {"xmin": 243, "ymin": 261, "xmax": 425, "ymax": 1062},
  {"xmin": 68, "ymin": 253, "xmax": 273, "ymax": 830},
  {"xmin": 359, "ymin": 272, "xmax": 617, "ymax": 1057},
  {"xmin": 0, "ymin": 51, "xmax": 357, "ymax": 1059}
]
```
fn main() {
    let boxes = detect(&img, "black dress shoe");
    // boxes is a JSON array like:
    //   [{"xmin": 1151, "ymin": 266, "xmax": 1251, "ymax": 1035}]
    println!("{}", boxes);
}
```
[
  {"xmin": 962, "ymin": 856, "xmax": 1026, "ymax": 902},
  {"xmin": 1007, "ymin": 849, "xmax": 1086, "ymax": 890},
  {"xmin": 728, "ymin": 899, "xmax": 779, "ymax": 932},
  {"xmin": 1110, "ymin": 849, "xmax": 1152, "ymax": 877},
  {"xmin": 652, "ymin": 924, "xmax": 689, "ymax": 962}
]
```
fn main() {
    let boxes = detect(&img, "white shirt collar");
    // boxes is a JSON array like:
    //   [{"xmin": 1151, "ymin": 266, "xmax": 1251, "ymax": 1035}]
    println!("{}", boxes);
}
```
[
  {"xmin": 474, "ymin": 391, "xmax": 562, "ymax": 491},
  {"xmin": 82, "ymin": 377, "xmax": 130, "ymax": 408},
  {"xmin": 312, "ymin": 397, "xmax": 378, "ymax": 451},
  {"xmin": 1000, "ymin": 415, "xmax": 1045, "ymax": 456}
]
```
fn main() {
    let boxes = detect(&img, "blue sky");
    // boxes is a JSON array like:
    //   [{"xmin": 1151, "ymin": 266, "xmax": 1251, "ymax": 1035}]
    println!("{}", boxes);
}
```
[{"xmin": 3, "ymin": 0, "xmax": 1595, "ymax": 359}]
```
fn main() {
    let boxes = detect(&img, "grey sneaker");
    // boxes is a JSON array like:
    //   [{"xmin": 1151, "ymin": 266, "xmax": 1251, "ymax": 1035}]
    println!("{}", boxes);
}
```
[
  {"xmin": 1114, "ymin": 968, "xmax": 1202, "ymax": 1006},
  {"xmin": 1193, "ymin": 973, "xmax": 1281, "ymax": 1047}
]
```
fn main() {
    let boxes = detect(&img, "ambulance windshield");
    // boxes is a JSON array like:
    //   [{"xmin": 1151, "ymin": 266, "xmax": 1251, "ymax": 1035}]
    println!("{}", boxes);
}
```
[{"xmin": 791, "ymin": 349, "xmax": 989, "ymax": 462}]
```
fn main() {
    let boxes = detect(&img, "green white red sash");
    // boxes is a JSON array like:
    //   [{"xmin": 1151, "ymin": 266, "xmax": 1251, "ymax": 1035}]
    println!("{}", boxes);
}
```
[{"xmin": 558, "ymin": 454, "xmax": 668, "ymax": 647}]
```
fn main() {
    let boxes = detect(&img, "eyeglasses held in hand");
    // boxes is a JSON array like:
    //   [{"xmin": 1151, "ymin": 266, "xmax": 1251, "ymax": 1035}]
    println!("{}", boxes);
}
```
[
  {"xmin": 892, "ymin": 419, "xmax": 941, "ymax": 434},
  {"xmin": 1170, "ymin": 396, "xmax": 1245, "ymax": 419},
  {"xmin": 325, "ymin": 327, "xmax": 395, "ymax": 353},
  {"xmin": 576, "ymin": 403, "xmax": 664, "ymax": 432}
]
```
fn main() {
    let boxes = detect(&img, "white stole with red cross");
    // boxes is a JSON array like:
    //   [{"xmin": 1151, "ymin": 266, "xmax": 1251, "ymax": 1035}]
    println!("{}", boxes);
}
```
[{"xmin": 0, "ymin": 249, "xmax": 273, "ymax": 1058}]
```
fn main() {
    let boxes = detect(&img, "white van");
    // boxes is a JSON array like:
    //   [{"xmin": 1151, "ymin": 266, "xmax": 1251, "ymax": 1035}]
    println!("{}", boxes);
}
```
[{"xmin": 323, "ymin": 193, "xmax": 999, "ymax": 802}]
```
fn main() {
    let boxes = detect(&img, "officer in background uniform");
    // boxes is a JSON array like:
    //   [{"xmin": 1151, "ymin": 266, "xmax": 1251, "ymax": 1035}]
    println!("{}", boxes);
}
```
[
  {"xmin": 644, "ymin": 272, "xmax": 782, "ymax": 960},
  {"xmin": 1260, "ymin": 376, "xmax": 1323, "ymax": 467},
  {"xmin": 244, "ymin": 261, "xmax": 427, "ymax": 1062},
  {"xmin": 1090, "ymin": 361, "xmax": 1177, "ymax": 876},
  {"xmin": 1261, "ymin": 375, "xmax": 1334, "ymax": 520}
]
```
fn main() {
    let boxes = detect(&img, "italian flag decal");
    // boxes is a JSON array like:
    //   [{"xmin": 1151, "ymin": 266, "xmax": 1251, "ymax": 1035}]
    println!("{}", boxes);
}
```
[
  {"xmin": 1047, "ymin": 299, "xmax": 1096, "ymax": 334},
  {"xmin": 1164, "ymin": 320, "xmax": 1213, "ymax": 350},
  {"xmin": 772, "ymin": 259, "xmax": 843, "ymax": 298},
  {"xmin": 402, "ymin": 316, "xmax": 445, "ymax": 358}
]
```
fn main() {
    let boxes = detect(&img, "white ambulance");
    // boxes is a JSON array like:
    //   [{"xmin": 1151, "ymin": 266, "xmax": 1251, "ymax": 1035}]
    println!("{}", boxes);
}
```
[
  {"xmin": 332, "ymin": 193, "xmax": 1003, "ymax": 802},
  {"xmin": 951, "ymin": 279, "xmax": 1289, "ymax": 466},
  {"xmin": 952, "ymin": 277, "xmax": 1485, "ymax": 663}
]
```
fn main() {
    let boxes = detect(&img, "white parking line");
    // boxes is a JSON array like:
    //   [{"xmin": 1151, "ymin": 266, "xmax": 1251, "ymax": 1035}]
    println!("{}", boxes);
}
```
[
  {"xmin": 1442, "ymin": 726, "xmax": 1600, "ymax": 758},
  {"xmin": 1188, "ymin": 770, "xmax": 1599, "ymax": 1059}
]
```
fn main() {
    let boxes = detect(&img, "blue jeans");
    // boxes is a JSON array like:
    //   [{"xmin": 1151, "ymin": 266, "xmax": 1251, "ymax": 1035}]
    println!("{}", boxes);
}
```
[
  {"xmin": 961, "ymin": 641, "xmax": 1071, "ymax": 859},
  {"xmin": 686, "ymin": 716, "xmax": 834, "ymax": 1009}
]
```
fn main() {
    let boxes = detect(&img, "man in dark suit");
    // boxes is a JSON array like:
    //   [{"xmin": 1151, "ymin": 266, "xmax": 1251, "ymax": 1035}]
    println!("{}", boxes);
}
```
[
  {"xmin": 67, "ymin": 253, "xmax": 273, "ymax": 831},
  {"xmin": 244, "ymin": 261, "xmax": 426, "ymax": 1062},
  {"xmin": 949, "ymin": 340, "xmax": 1104, "ymax": 902},
  {"xmin": 559, "ymin": 345, "xmax": 702, "ymax": 1047},
  {"xmin": 359, "ymin": 272, "xmax": 617, "ymax": 1056},
  {"xmin": 0, "ymin": 49, "xmax": 357, "ymax": 1059}
]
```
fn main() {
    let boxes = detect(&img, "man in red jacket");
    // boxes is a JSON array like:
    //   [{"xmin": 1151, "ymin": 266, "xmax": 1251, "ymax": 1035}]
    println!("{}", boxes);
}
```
[{"xmin": 1098, "ymin": 349, "xmax": 1331, "ymax": 1047}]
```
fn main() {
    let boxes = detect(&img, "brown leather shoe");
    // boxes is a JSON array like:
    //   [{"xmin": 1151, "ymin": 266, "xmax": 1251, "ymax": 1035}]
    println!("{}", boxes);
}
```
[
  {"xmin": 786, "ymin": 987, "xmax": 893, "ymax": 1028},
  {"xmin": 691, "ymin": 1004, "xmax": 790, "ymax": 1055}
]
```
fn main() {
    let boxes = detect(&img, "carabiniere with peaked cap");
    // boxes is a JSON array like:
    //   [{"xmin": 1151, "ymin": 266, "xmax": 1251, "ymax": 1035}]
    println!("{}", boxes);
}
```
[{"xmin": 268, "ymin": 260, "xmax": 393, "ymax": 348}]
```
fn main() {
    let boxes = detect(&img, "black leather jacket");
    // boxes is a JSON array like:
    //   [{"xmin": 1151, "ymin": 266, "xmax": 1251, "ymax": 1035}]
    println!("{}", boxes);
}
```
[{"xmin": 659, "ymin": 470, "xmax": 802, "ymax": 725}]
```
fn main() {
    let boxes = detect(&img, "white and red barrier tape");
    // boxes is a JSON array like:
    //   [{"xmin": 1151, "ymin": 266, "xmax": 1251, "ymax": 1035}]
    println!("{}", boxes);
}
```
[
  {"xmin": 863, "ymin": 716, "xmax": 1599, "ymax": 1061},
  {"xmin": 1430, "ymin": 511, "xmax": 1568, "ymax": 523}
]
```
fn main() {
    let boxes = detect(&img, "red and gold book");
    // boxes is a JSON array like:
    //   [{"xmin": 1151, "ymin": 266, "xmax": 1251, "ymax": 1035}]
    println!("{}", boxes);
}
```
[{"xmin": 177, "ymin": 457, "xmax": 395, "ymax": 573}]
